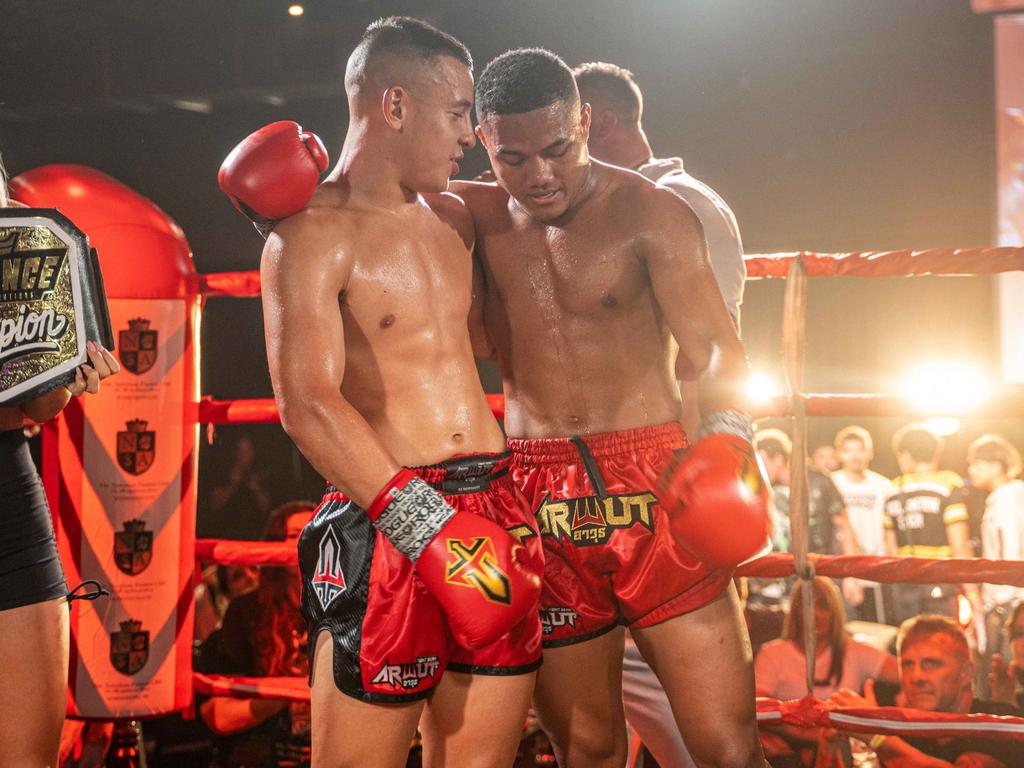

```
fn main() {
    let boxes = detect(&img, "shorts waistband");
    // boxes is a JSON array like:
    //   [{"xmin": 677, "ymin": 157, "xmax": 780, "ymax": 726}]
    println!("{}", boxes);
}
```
[
  {"xmin": 327, "ymin": 451, "xmax": 510, "ymax": 498},
  {"xmin": 507, "ymin": 422, "xmax": 687, "ymax": 464}
]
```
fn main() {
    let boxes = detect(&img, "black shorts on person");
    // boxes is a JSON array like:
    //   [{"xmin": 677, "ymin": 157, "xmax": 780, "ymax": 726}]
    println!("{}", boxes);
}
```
[{"xmin": 0, "ymin": 429, "xmax": 67, "ymax": 611}]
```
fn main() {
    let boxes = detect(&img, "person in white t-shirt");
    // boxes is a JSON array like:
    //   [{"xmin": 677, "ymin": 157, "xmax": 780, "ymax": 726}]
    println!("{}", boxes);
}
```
[
  {"xmin": 830, "ymin": 425, "xmax": 892, "ymax": 624},
  {"xmin": 755, "ymin": 577, "xmax": 898, "ymax": 764},
  {"xmin": 572, "ymin": 61, "xmax": 746, "ymax": 768},
  {"xmin": 968, "ymin": 434, "xmax": 1024, "ymax": 696}
]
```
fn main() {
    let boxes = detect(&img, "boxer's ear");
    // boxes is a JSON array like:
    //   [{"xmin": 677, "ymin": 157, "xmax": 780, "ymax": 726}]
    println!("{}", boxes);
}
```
[
  {"xmin": 475, "ymin": 125, "xmax": 489, "ymax": 149},
  {"xmin": 579, "ymin": 102, "xmax": 593, "ymax": 143},
  {"xmin": 382, "ymin": 86, "xmax": 408, "ymax": 131}
]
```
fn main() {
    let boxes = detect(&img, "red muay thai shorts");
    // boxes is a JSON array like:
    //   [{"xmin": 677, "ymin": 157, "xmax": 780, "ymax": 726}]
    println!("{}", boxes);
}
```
[
  {"xmin": 508, "ymin": 422, "xmax": 732, "ymax": 647},
  {"xmin": 298, "ymin": 452, "xmax": 543, "ymax": 702}
]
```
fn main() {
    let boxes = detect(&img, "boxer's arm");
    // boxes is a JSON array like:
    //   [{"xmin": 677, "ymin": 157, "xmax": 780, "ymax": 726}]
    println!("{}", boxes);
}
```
[
  {"xmin": 640, "ymin": 189, "xmax": 749, "ymax": 414},
  {"xmin": 261, "ymin": 213, "xmax": 400, "ymax": 507}
]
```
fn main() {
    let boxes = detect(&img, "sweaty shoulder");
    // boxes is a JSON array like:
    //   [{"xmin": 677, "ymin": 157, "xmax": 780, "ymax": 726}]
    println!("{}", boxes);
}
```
[
  {"xmin": 601, "ymin": 163, "xmax": 701, "ymax": 234},
  {"xmin": 262, "ymin": 205, "xmax": 355, "ymax": 286},
  {"xmin": 447, "ymin": 180, "xmax": 509, "ymax": 227},
  {"xmin": 423, "ymin": 191, "xmax": 475, "ymax": 250}
]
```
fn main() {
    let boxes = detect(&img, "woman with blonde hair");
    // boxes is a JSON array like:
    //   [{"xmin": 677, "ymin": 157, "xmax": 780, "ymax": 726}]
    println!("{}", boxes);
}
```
[{"xmin": 754, "ymin": 577, "xmax": 899, "ymax": 765}]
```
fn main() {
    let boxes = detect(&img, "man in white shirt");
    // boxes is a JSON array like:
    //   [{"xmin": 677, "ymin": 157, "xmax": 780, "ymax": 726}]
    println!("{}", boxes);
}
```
[
  {"xmin": 573, "ymin": 61, "xmax": 746, "ymax": 768},
  {"xmin": 830, "ymin": 425, "xmax": 892, "ymax": 624},
  {"xmin": 968, "ymin": 434, "xmax": 1024, "ymax": 696}
]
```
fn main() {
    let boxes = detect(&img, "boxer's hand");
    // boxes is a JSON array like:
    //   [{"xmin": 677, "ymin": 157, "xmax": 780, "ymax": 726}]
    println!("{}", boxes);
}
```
[
  {"xmin": 218, "ymin": 120, "xmax": 329, "ymax": 237},
  {"xmin": 367, "ymin": 469, "xmax": 542, "ymax": 649},
  {"xmin": 657, "ymin": 411, "xmax": 771, "ymax": 568},
  {"xmin": 68, "ymin": 341, "xmax": 120, "ymax": 396}
]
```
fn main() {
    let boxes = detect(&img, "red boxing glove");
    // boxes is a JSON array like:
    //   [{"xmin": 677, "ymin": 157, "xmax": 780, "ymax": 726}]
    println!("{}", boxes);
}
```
[
  {"xmin": 218, "ymin": 120, "xmax": 329, "ymax": 233},
  {"xmin": 367, "ymin": 469, "xmax": 543, "ymax": 649},
  {"xmin": 658, "ymin": 433, "xmax": 771, "ymax": 568}
]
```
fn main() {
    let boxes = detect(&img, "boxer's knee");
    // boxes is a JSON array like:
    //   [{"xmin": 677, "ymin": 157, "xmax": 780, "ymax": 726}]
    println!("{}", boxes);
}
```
[{"xmin": 688, "ymin": 731, "xmax": 764, "ymax": 768}]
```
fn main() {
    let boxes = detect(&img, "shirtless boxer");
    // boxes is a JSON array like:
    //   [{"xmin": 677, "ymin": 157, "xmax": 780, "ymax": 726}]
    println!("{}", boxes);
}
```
[
  {"xmin": 218, "ymin": 19, "xmax": 542, "ymax": 768},
  {"xmin": 454, "ymin": 49, "xmax": 769, "ymax": 767}
]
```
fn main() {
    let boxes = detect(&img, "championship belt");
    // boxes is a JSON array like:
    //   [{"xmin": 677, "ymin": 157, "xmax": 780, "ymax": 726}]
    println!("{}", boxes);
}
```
[{"xmin": 0, "ymin": 208, "xmax": 113, "ymax": 406}]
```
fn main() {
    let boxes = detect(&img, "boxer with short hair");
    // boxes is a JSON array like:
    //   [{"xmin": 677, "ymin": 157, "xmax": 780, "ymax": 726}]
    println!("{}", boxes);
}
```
[
  {"xmin": 453, "ymin": 49, "xmax": 769, "ymax": 768},
  {"xmin": 220, "ymin": 18, "xmax": 542, "ymax": 768},
  {"xmin": 0, "ymin": 156, "xmax": 120, "ymax": 768}
]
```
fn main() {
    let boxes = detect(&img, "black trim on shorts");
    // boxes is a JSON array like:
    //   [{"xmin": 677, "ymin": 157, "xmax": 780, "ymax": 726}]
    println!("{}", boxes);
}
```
[
  {"xmin": 445, "ymin": 656, "xmax": 543, "ymax": 676},
  {"xmin": 540, "ymin": 619, "xmax": 621, "ymax": 649},
  {"xmin": 570, "ymin": 436, "xmax": 608, "ymax": 499}
]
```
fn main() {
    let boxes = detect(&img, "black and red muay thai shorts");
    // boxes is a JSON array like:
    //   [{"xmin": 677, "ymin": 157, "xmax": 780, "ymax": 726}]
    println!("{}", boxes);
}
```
[
  {"xmin": 508, "ymin": 422, "xmax": 732, "ymax": 648},
  {"xmin": 298, "ymin": 452, "xmax": 543, "ymax": 703}
]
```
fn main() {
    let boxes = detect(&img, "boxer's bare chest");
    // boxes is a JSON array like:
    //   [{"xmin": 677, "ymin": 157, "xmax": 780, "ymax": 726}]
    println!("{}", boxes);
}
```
[
  {"xmin": 479, "ymin": 199, "xmax": 652, "ymax": 334},
  {"xmin": 338, "ymin": 208, "xmax": 471, "ymax": 343}
]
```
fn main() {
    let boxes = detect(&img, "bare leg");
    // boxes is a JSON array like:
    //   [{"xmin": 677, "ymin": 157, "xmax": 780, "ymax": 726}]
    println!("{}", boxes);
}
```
[
  {"xmin": 0, "ymin": 597, "xmax": 69, "ymax": 768},
  {"xmin": 533, "ymin": 627, "xmax": 628, "ymax": 768},
  {"xmin": 631, "ymin": 585, "xmax": 766, "ymax": 768},
  {"xmin": 420, "ymin": 669, "xmax": 535, "ymax": 768},
  {"xmin": 310, "ymin": 630, "xmax": 423, "ymax": 768}
]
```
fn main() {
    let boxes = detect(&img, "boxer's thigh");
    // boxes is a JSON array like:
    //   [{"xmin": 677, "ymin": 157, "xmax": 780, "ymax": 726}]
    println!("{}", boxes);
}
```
[
  {"xmin": 630, "ymin": 584, "xmax": 765, "ymax": 768},
  {"xmin": 420, "ymin": 668, "xmax": 536, "ymax": 768},
  {"xmin": 622, "ymin": 636, "xmax": 696, "ymax": 768},
  {"xmin": 309, "ymin": 630, "xmax": 423, "ymax": 768},
  {"xmin": 0, "ymin": 596, "xmax": 69, "ymax": 768},
  {"xmin": 534, "ymin": 625, "xmax": 629, "ymax": 768}
]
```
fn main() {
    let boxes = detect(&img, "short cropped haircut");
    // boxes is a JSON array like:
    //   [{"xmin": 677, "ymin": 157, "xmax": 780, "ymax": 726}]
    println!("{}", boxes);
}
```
[
  {"xmin": 756, "ymin": 428, "xmax": 792, "ymax": 460},
  {"xmin": 346, "ymin": 16, "xmax": 472, "ymax": 93},
  {"xmin": 834, "ymin": 425, "xmax": 873, "ymax": 453},
  {"xmin": 573, "ymin": 61, "xmax": 643, "ymax": 123},
  {"xmin": 968, "ymin": 434, "xmax": 1023, "ymax": 479},
  {"xmin": 892, "ymin": 423, "xmax": 941, "ymax": 464},
  {"xmin": 476, "ymin": 48, "xmax": 577, "ymax": 117},
  {"xmin": 897, "ymin": 614, "xmax": 969, "ymax": 662}
]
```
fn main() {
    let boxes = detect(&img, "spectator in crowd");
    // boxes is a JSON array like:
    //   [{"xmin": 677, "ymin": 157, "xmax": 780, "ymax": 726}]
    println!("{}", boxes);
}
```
[
  {"xmin": 194, "ymin": 564, "xmax": 259, "ymax": 644},
  {"xmin": 199, "ymin": 501, "xmax": 315, "ymax": 768},
  {"xmin": 968, "ymin": 434, "xmax": 1024, "ymax": 696},
  {"xmin": 207, "ymin": 435, "xmax": 273, "ymax": 540},
  {"xmin": 756, "ymin": 429, "xmax": 863, "ymax": 605},
  {"xmin": 810, "ymin": 444, "xmax": 839, "ymax": 474},
  {"xmin": 831, "ymin": 425, "xmax": 893, "ymax": 623},
  {"xmin": 830, "ymin": 615, "xmax": 1023, "ymax": 767},
  {"xmin": 990, "ymin": 602, "xmax": 1024, "ymax": 709},
  {"xmin": 754, "ymin": 577, "xmax": 898, "ymax": 766},
  {"xmin": 884, "ymin": 424, "xmax": 975, "ymax": 625}
]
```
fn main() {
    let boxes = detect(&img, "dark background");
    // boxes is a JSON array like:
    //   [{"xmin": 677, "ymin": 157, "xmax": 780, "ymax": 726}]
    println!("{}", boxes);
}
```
[{"xmin": 1, "ymin": 1, "xmax": 1014, "ymax": 521}]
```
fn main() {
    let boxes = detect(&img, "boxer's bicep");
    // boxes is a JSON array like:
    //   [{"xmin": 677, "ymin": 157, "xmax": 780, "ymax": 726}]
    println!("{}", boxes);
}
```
[
  {"xmin": 261, "ymin": 223, "xmax": 351, "ymax": 418},
  {"xmin": 642, "ymin": 194, "xmax": 748, "ymax": 409},
  {"xmin": 469, "ymin": 253, "xmax": 496, "ymax": 360}
]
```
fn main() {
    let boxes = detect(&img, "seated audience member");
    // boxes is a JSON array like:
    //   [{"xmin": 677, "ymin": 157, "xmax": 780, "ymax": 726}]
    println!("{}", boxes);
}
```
[
  {"xmin": 831, "ymin": 425, "xmax": 893, "ymax": 624},
  {"xmin": 990, "ymin": 602, "xmax": 1024, "ymax": 709},
  {"xmin": 206, "ymin": 435, "xmax": 274, "ymax": 540},
  {"xmin": 194, "ymin": 563, "xmax": 259, "ymax": 643},
  {"xmin": 831, "ymin": 615, "xmax": 1024, "ymax": 768},
  {"xmin": 754, "ymin": 577, "xmax": 898, "ymax": 766},
  {"xmin": 199, "ymin": 501, "xmax": 315, "ymax": 768},
  {"xmin": 884, "ymin": 424, "xmax": 974, "ymax": 625}
]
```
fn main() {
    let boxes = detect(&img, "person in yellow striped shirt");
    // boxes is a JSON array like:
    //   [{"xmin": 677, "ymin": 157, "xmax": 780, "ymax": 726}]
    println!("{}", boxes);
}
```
[{"xmin": 883, "ymin": 424, "xmax": 975, "ymax": 625}]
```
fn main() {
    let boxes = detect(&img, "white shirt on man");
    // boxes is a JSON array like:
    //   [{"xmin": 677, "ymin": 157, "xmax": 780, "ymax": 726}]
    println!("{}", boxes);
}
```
[
  {"xmin": 981, "ymin": 478, "xmax": 1024, "ymax": 609},
  {"xmin": 831, "ymin": 469, "xmax": 892, "ymax": 556}
]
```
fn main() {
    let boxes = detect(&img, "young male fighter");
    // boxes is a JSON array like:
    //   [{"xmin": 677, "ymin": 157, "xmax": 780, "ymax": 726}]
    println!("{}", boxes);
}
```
[
  {"xmin": 457, "ymin": 49, "xmax": 770, "ymax": 768},
  {"xmin": 218, "ymin": 19, "xmax": 543, "ymax": 768}
]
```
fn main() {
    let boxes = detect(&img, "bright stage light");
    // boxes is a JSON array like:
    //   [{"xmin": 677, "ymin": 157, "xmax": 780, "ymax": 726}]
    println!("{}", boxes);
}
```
[
  {"xmin": 288, "ymin": 4, "xmax": 304, "ymax": 16},
  {"xmin": 747, "ymin": 371, "xmax": 782, "ymax": 404},
  {"xmin": 899, "ymin": 362, "xmax": 992, "ymax": 415}
]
